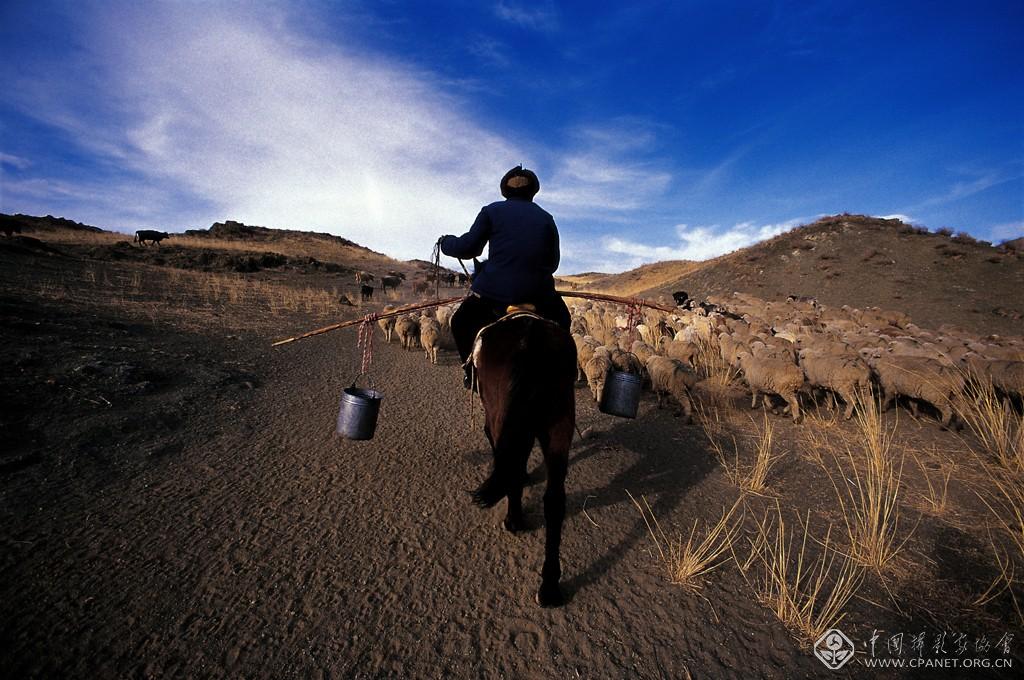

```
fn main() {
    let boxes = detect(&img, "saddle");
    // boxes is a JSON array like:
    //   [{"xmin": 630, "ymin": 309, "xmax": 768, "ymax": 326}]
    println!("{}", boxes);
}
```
[{"xmin": 469, "ymin": 304, "xmax": 545, "ymax": 372}]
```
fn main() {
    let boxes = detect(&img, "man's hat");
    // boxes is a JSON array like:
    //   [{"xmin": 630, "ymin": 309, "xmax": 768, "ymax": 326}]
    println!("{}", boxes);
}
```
[{"xmin": 500, "ymin": 165, "xmax": 540, "ymax": 200}]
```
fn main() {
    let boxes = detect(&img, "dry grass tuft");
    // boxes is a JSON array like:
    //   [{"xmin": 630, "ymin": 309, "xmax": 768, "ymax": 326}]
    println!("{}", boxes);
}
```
[
  {"xmin": 695, "ymin": 402, "xmax": 743, "ymax": 486},
  {"xmin": 956, "ymin": 377, "xmax": 1024, "ymax": 472},
  {"xmin": 29, "ymin": 229, "xmax": 131, "ymax": 246},
  {"xmin": 739, "ymin": 505, "xmax": 864, "ymax": 642},
  {"xmin": 797, "ymin": 407, "xmax": 844, "ymax": 467},
  {"xmin": 743, "ymin": 410, "xmax": 783, "ymax": 494},
  {"xmin": 831, "ymin": 394, "xmax": 910, "ymax": 570},
  {"xmin": 696, "ymin": 403, "xmax": 782, "ymax": 493},
  {"xmin": 912, "ymin": 450, "xmax": 953, "ymax": 516},
  {"xmin": 30, "ymin": 266, "xmax": 342, "ymax": 330},
  {"xmin": 693, "ymin": 336, "xmax": 736, "ymax": 389},
  {"xmin": 629, "ymin": 491, "xmax": 743, "ymax": 590}
]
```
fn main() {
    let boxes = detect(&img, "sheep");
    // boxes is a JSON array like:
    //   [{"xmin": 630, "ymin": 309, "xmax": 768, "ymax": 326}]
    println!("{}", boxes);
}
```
[
  {"xmin": 419, "ymin": 317, "xmax": 442, "ymax": 364},
  {"xmin": 960, "ymin": 354, "xmax": 1024, "ymax": 406},
  {"xmin": 583, "ymin": 308, "xmax": 605, "ymax": 335},
  {"xmin": 636, "ymin": 323, "xmax": 656, "ymax": 347},
  {"xmin": 718, "ymin": 333, "xmax": 746, "ymax": 368},
  {"xmin": 750, "ymin": 336, "xmax": 797, "ymax": 363},
  {"xmin": 630, "ymin": 340, "xmax": 658, "ymax": 366},
  {"xmin": 735, "ymin": 350, "xmax": 805, "ymax": 423},
  {"xmin": 436, "ymin": 305, "xmax": 454, "ymax": 329},
  {"xmin": 377, "ymin": 306, "xmax": 397, "ymax": 342},
  {"xmin": 574, "ymin": 334, "xmax": 601, "ymax": 382},
  {"xmin": 645, "ymin": 355, "xmax": 699, "ymax": 422},
  {"xmin": 861, "ymin": 349, "xmax": 963, "ymax": 428},
  {"xmin": 583, "ymin": 348, "xmax": 613, "ymax": 403},
  {"xmin": 570, "ymin": 316, "xmax": 588, "ymax": 336},
  {"xmin": 394, "ymin": 315, "xmax": 420, "ymax": 350},
  {"xmin": 660, "ymin": 337, "xmax": 699, "ymax": 366},
  {"xmin": 609, "ymin": 347, "xmax": 644, "ymax": 376},
  {"xmin": 797, "ymin": 348, "xmax": 872, "ymax": 419}
]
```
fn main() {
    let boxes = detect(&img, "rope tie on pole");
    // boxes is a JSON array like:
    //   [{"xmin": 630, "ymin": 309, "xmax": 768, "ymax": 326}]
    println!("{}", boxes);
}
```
[
  {"xmin": 357, "ymin": 313, "xmax": 377, "ymax": 375},
  {"xmin": 626, "ymin": 297, "xmax": 645, "ymax": 344}
]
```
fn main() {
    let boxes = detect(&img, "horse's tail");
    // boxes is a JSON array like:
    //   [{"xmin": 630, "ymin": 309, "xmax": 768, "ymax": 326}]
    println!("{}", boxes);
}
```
[{"xmin": 472, "ymin": 318, "xmax": 550, "ymax": 507}]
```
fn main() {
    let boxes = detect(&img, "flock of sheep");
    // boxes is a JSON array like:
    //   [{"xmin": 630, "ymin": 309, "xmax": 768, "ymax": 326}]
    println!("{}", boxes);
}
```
[
  {"xmin": 572, "ymin": 292, "xmax": 1024, "ymax": 427},
  {"xmin": 376, "ymin": 304, "xmax": 457, "ymax": 366},
  {"xmin": 376, "ymin": 293, "xmax": 1024, "ymax": 428}
]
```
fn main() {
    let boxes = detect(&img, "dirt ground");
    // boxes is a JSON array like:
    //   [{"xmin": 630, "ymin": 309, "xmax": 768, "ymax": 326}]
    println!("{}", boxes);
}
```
[{"xmin": 1, "ymin": 231, "xmax": 1022, "ymax": 678}]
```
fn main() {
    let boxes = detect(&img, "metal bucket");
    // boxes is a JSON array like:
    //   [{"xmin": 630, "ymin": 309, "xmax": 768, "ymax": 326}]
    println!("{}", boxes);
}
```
[
  {"xmin": 336, "ymin": 376, "xmax": 383, "ymax": 440},
  {"xmin": 600, "ymin": 370, "xmax": 642, "ymax": 418}
]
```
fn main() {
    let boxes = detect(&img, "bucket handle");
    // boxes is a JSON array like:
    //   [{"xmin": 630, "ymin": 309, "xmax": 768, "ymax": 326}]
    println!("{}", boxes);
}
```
[{"xmin": 348, "ymin": 372, "xmax": 375, "ymax": 391}]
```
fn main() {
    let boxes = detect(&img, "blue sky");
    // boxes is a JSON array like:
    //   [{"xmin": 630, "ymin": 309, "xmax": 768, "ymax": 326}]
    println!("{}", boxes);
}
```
[{"xmin": 1, "ymin": 0, "xmax": 1021, "ymax": 273}]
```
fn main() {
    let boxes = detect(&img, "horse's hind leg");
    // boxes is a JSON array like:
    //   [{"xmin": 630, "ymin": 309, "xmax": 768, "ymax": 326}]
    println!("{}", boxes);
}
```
[
  {"xmin": 536, "ymin": 423, "xmax": 571, "ymax": 607},
  {"xmin": 503, "ymin": 453, "xmax": 528, "ymax": 533}
]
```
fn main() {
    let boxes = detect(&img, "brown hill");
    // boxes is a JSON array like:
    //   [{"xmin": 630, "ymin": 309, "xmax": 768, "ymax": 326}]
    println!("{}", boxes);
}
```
[
  {"xmin": 577, "ymin": 215, "xmax": 1024, "ymax": 336},
  {"xmin": 0, "ymin": 214, "xmax": 445, "ymax": 282},
  {"xmin": 4, "ymin": 213, "xmax": 104, "ymax": 233}
]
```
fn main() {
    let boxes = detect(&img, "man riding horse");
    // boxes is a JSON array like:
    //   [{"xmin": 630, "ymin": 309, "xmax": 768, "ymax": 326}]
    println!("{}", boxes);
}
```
[
  {"xmin": 439, "ymin": 165, "xmax": 577, "ymax": 607},
  {"xmin": 438, "ymin": 165, "xmax": 572, "ymax": 388}
]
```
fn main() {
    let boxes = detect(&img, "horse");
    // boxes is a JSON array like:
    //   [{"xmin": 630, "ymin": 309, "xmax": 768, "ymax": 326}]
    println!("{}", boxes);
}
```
[{"xmin": 471, "ymin": 312, "xmax": 577, "ymax": 607}]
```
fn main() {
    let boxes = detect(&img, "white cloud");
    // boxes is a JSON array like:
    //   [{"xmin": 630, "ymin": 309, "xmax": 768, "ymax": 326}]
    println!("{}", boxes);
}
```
[
  {"xmin": 493, "ymin": 1, "xmax": 559, "ymax": 32},
  {"xmin": 878, "ymin": 213, "xmax": 917, "ymax": 224},
  {"xmin": 989, "ymin": 221, "xmax": 1024, "ymax": 242},
  {"xmin": 561, "ymin": 218, "xmax": 808, "ymax": 273},
  {"xmin": 542, "ymin": 154, "xmax": 672, "ymax": 217},
  {"xmin": 909, "ymin": 170, "xmax": 1019, "ymax": 211},
  {"xmin": 3, "ymin": 3, "xmax": 525, "ymax": 258},
  {"xmin": 0, "ymin": 152, "xmax": 31, "ymax": 169},
  {"xmin": 539, "ymin": 121, "xmax": 673, "ymax": 218}
]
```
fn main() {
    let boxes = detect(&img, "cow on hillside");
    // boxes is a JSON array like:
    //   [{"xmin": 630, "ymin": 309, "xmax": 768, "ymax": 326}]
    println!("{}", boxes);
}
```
[
  {"xmin": 360, "ymin": 284, "xmax": 374, "ymax": 302},
  {"xmin": 135, "ymin": 230, "xmax": 170, "ymax": 246},
  {"xmin": 380, "ymin": 275, "xmax": 403, "ymax": 295},
  {"xmin": 1, "ymin": 216, "xmax": 24, "ymax": 237}
]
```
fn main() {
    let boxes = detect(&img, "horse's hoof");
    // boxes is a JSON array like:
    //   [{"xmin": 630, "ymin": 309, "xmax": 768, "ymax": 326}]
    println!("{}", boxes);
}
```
[
  {"xmin": 503, "ymin": 517, "xmax": 527, "ymax": 533},
  {"xmin": 535, "ymin": 584, "xmax": 565, "ymax": 608}
]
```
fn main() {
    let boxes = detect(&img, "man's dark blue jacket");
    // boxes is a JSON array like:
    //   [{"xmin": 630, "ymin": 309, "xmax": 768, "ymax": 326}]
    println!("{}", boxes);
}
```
[{"xmin": 440, "ymin": 197, "xmax": 559, "ymax": 304}]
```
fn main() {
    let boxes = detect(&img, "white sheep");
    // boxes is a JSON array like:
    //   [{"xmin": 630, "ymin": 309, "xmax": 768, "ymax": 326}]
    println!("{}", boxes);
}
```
[
  {"xmin": 435, "ymin": 305, "xmax": 454, "ymax": 329},
  {"xmin": 377, "ymin": 306, "xmax": 397, "ymax": 342},
  {"xmin": 574, "ymin": 334, "xmax": 602, "ymax": 382},
  {"xmin": 584, "ymin": 348, "xmax": 612, "ymax": 403},
  {"xmin": 660, "ymin": 337, "xmax": 699, "ymax": 366},
  {"xmin": 735, "ymin": 349, "xmax": 805, "ymax": 423},
  {"xmin": 394, "ymin": 315, "xmax": 420, "ymax": 350},
  {"xmin": 630, "ymin": 339, "xmax": 658, "ymax": 366},
  {"xmin": 960, "ymin": 354, "xmax": 1024, "ymax": 405},
  {"xmin": 797, "ymin": 348, "xmax": 872, "ymax": 419},
  {"xmin": 609, "ymin": 347, "xmax": 644, "ymax": 376},
  {"xmin": 861, "ymin": 349, "xmax": 963, "ymax": 428},
  {"xmin": 645, "ymin": 355, "xmax": 699, "ymax": 422},
  {"xmin": 419, "ymin": 317, "xmax": 442, "ymax": 364}
]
